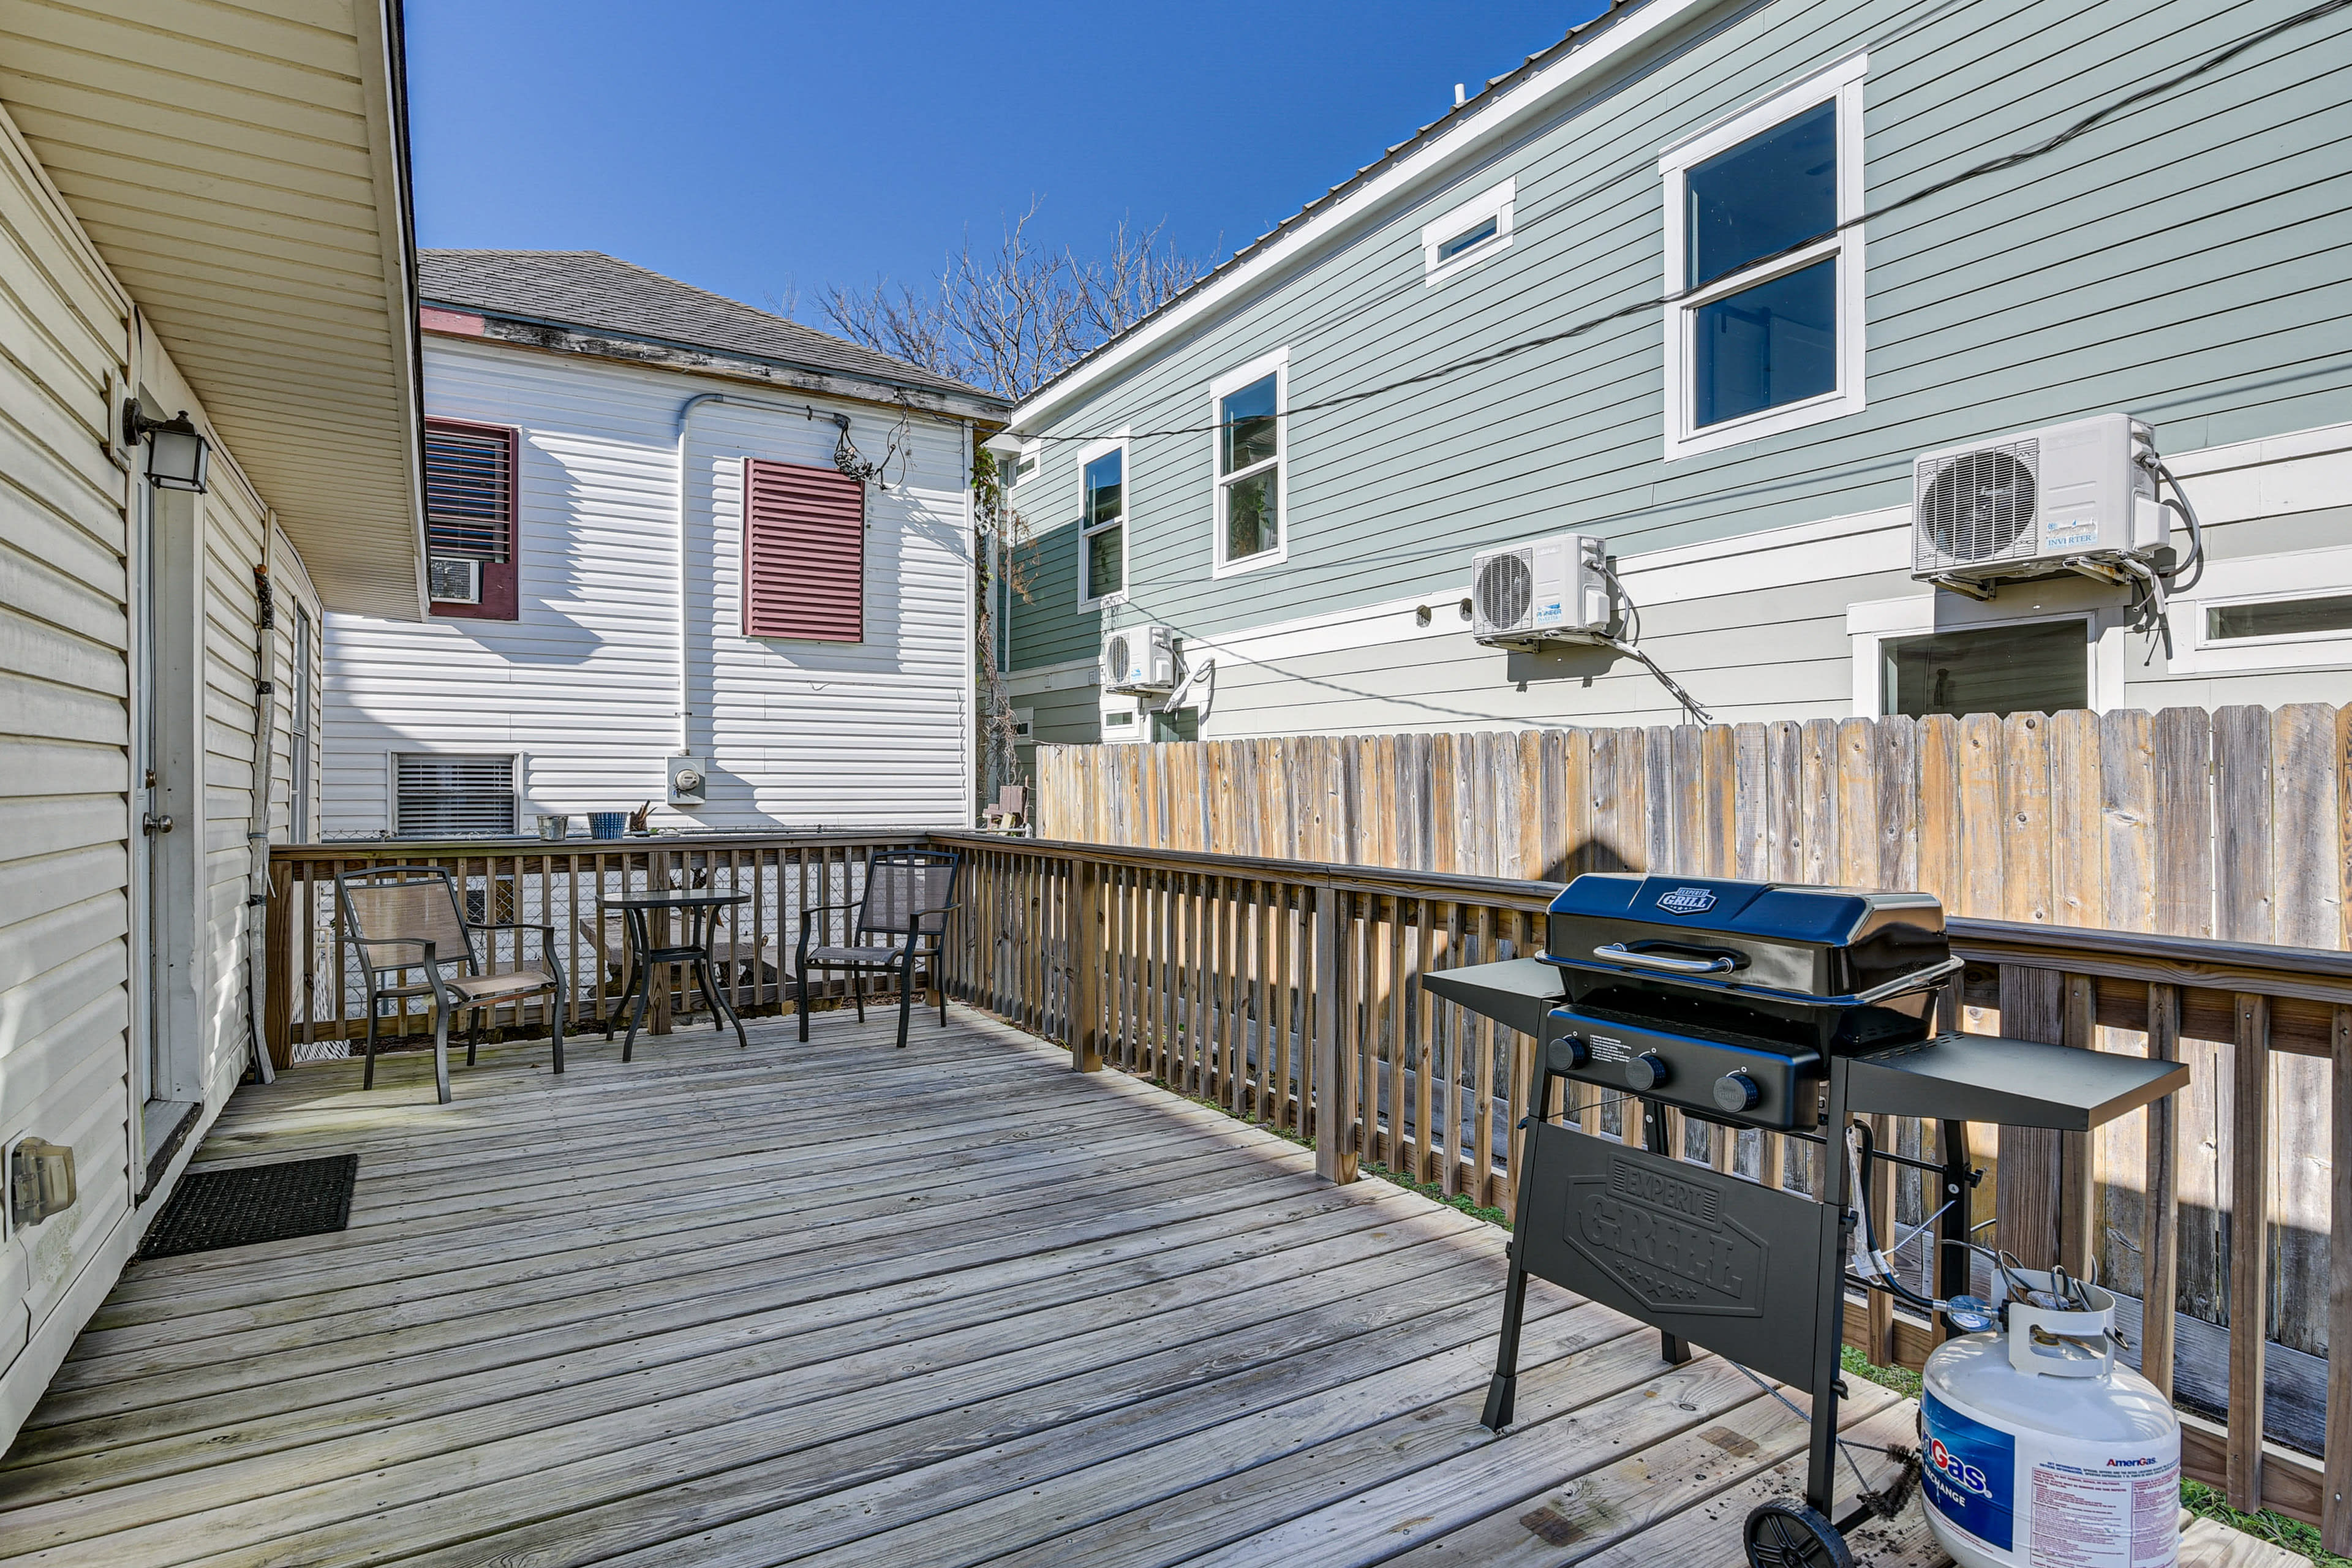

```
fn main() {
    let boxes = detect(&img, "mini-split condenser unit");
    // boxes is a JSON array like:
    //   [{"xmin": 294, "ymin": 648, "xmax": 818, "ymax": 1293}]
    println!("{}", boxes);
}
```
[
  {"xmin": 1471, "ymin": 533, "xmax": 1611, "ymax": 649},
  {"xmin": 1101, "ymin": 624, "xmax": 1177, "ymax": 695},
  {"xmin": 1911, "ymin": 413, "xmax": 2173, "ymax": 590}
]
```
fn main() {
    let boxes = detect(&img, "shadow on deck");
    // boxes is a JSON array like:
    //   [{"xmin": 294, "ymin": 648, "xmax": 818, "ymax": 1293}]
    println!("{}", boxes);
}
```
[{"xmin": 0, "ymin": 1005, "xmax": 1950, "ymax": 1566}]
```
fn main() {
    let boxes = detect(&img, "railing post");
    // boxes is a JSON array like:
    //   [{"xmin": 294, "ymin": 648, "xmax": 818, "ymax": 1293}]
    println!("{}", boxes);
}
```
[
  {"xmin": 2326, "ymin": 1003, "xmax": 2352, "ymax": 1554},
  {"xmin": 264, "ymin": 857, "xmax": 296, "ymax": 1069},
  {"xmin": 2139, "ymin": 982, "xmax": 2180, "ymax": 1404},
  {"xmin": 2228, "ymin": 992, "xmax": 2271, "ymax": 1512},
  {"xmin": 1071, "ymin": 857, "xmax": 1102, "ymax": 1073},
  {"xmin": 1313, "ymin": 880, "xmax": 1356, "ymax": 1185}
]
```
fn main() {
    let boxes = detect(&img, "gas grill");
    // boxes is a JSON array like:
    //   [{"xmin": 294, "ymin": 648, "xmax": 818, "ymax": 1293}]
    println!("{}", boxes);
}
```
[{"xmin": 1426, "ymin": 873, "xmax": 2189, "ymax": 1567}]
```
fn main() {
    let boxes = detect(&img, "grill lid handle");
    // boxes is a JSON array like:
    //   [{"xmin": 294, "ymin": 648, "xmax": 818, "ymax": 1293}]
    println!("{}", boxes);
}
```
[{"xmin": 1593, "ymin": 941, "xmax": 1744, "ymax": 974}]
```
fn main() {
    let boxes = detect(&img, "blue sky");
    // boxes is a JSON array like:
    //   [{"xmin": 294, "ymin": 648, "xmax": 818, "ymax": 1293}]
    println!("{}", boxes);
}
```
[{"xmin": 407, "ymin": 2, "xmax": 1608, "ymax": 322}]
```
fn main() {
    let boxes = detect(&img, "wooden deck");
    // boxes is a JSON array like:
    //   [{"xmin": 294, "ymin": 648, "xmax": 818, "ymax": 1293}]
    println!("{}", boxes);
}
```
[{"xmin": 0, "ymin": 1007, "xmax": 2270, "ymax": 1567}]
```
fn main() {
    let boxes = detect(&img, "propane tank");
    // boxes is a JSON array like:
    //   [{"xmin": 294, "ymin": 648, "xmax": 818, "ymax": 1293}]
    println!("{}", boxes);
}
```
[{"xmin": 1921, "ymin": 1270, "xmax": 2180, "ymax": 1568}]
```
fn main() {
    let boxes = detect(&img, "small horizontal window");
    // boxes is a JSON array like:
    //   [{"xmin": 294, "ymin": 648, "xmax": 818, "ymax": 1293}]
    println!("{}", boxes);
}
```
[
  {"xmin": 1434, "ymin": 216, "xmax": 1499, "ymax": 264},
  {"xmin": 1420, "ymin": 178, "xmax": 1515, "ymax": 285},
  {"xmin": 2207, "ymin": 593, "xmax": 2352, "ymax": 641}
]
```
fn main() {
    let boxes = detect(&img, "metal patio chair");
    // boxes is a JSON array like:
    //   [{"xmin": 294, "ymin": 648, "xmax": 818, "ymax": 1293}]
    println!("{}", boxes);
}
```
[
  {"xmin": 336, "ymin": 864, "xmax": 566, "ymax": 1103},
  {"xmin": 783, "ymin": 850, "xmax": 960, "ymax": 1049}
]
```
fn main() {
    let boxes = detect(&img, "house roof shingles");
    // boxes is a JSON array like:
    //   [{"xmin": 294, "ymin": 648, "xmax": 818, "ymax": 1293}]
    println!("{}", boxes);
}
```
[{"xmin": 418, "ymin": 249, "xmax": 1000, "ymax": 405}]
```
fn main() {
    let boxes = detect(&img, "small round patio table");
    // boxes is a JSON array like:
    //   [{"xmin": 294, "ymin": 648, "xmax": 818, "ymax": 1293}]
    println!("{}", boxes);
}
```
[{"xmin": 605, "ymin": 891, "xmax": 751, "ymax": 1058}]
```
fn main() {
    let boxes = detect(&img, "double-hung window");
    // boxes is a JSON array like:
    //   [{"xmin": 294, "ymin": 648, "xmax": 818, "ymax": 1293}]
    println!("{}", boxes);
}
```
[
  {"xmin": 1077, "ymin": 435, "xmax": 1128, "ymax": 606},
  {"xmin": 1210, "ymin": 349, "xmax": 1287, "ymax": 576},
  {"xmin": 1659, "ymin": 56, "xmax": 1866, "ymax": 459}
]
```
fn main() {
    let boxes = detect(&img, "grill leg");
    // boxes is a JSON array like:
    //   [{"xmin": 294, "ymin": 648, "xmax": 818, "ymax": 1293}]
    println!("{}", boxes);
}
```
[
  {"xmin": 1485, "ymin": 1065, "xmax": 1566, "ymax": 1432},
  {"xmin": 1937, "ymin": 1118, "xmax": 1973, "ymax": 1331},
  {"xmin": 1640, "ymin": 1099, "xmax": 1693, "ymax": 1365}
]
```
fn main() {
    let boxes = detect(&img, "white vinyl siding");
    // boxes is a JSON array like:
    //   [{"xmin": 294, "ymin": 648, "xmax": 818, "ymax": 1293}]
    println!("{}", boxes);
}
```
[
  {"xmin": 323, "ymin": 337, "xmax": 976, "ymax": 834},
  {"xmin": 0, "ymin": 94, "xmax": 330, "ymax": 1443}
]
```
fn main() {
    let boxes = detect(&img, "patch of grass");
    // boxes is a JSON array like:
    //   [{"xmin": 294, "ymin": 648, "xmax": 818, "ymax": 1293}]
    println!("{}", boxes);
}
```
[
  {"xmin": 1360, "ymin": 1162, "xmax": 1510, "ymax": 1229},
  {"xmin": 2180, "ymin": 1480, "xmax": 2351, "ymax": 1567},
  {"xmin": 1840, "ymin": 1344, "xmax": 1921, "ymax": 1401}
]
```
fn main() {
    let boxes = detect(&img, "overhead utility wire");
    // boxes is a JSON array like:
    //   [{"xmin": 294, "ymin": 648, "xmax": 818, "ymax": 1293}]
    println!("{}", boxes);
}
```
[{"xmin": 1012, "ymin": 0, "xmax": 2350, "ymax": 446}]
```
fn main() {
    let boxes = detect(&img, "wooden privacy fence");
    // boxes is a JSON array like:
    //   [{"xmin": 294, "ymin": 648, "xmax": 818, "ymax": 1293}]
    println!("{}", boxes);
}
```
[
  {"xmin": 927, "ymin": 830, "xmax": 2352, "ymax": 1546},
  {"xmin": 265, "ymin": 833, "xmax": 928, "ymax": 1062},
  {"xmin": 1032, "ymin": 703, "xmax": 2352, "ymax": 949}
]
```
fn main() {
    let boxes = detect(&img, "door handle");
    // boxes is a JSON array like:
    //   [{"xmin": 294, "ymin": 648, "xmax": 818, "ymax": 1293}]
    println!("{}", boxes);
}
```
[{"xmin": 142, "ymin": 812, "xmax": 175, "ymax": 835}]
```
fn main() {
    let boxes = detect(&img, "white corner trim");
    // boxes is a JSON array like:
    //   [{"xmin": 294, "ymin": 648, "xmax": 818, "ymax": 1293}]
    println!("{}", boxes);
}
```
[
  {"xmin": 1422, "ymin": 178, "xmax": 1517, "ymax": 287},
  {"xmin": 1660, "ymin": 55, "xmax": 1868, "ymax": 462},
  {"xmin": 1006, "ymin": 0, "xmax": 1713, "ymax": 431}
]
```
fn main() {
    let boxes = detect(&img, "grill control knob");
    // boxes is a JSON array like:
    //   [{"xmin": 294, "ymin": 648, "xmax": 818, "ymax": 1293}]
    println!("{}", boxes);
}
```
[
  {"xmin": 1626, "ymin": 1052, "xmax": 1669, "ymax": 1092},
  {"xmin": 1713, "ymin": 1072, "xmax": 1762, "ymax": 1113},
  {"xmin": 1547, "ymin": 1033, "xmax": 1589, "ymax": 1072}
]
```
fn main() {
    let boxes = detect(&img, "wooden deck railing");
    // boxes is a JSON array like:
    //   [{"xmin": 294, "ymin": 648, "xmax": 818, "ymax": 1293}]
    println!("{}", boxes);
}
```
[
  {"xmin": 266, "ymin": 829, "xmax": 2352, "ymax": 1545},
  {"xmin": 265, "ymin": 833, "xmax": 929, "ymax": 1061},
  {"xmin": 927, "ymin": 831, "xmax": 2352, "ymax": 1545}
]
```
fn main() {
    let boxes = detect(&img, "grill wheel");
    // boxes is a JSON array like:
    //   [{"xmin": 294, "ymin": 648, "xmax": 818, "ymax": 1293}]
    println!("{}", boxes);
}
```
[{"xmin": 1743, "ymin": 1502, "xmax": 1852, "ymax": 1567}]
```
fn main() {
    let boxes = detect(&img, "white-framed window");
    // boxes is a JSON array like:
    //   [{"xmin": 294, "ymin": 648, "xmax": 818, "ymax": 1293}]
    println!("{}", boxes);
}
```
[
  {"xmin": 2165, "ymin": 546, "xmax": 2352, "ymax": 674},
  {"xmin": 1847, "ymin": 592, "xmax": 2109, "ymax": 717},
  {"xmin": 392, "ymin": 752, "xmax": 519, "ymax": 837},
  {"xmin": 1077, "ymin": 431, "xmax": 1128, "ymax": 607},
  {"xmin": 1209, "ymin": 348, "xmax": 1288, "ymax": 578},
  {"xmin": 1659, "ymin": 55, "xmax": 1867, "ymax": 461},
  {"xmin": 1422, "ymin": 177, "xmax": 1515, "ymax": 287},
  {"xmin": 1006, "ymin": 437, "xmax": 1039, "ymax": 488}
]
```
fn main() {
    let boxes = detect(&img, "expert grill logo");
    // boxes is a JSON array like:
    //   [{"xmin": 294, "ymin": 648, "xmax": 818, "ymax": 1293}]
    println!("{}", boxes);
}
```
[
  {"xmin": 1564, "ymin": 1155, "xmax": 1764, "ymax": 1316},
  {"xmin": 1655, "ymin": 886, "xmax": 1717, "ymax": 916}
]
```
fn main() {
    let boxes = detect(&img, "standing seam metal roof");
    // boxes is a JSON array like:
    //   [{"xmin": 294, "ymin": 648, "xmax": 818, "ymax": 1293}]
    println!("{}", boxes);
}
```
[{"xmin": 418, "ymin": 249, "xmax": 1003, "ymax": 405}]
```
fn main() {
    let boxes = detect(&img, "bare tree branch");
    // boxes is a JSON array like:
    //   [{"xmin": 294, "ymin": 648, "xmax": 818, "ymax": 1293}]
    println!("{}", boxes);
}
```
[{"xmin": 818, "ymin": 198, "xmax": 1212, "ymax": 401}]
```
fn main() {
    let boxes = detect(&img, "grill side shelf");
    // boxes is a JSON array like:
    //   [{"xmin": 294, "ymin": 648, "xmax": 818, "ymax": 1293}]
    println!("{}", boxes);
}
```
[{"xmin": 1845, "ymin": 1033, "xmax": 2190, "ymax": 1129}]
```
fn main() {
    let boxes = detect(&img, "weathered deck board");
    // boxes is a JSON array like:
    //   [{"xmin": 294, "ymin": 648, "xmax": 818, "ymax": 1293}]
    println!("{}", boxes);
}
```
[{"xmin": 0, "ymin": 1006, "xmax": 2264, "ymax": 1566}]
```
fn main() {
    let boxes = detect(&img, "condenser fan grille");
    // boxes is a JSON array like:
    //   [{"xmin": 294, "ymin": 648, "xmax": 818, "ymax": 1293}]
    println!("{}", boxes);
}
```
[
  {"xmin": 1915, "ymin": 441, "xmax": 2039, "ymax": 569},
  {"xmin": 1476, "ymin": 551, "xmax": 1535, "ymax": 632},
  {"xmin": 1106, "ymin": 633, "xmax": 1131, "ymax": 679}
]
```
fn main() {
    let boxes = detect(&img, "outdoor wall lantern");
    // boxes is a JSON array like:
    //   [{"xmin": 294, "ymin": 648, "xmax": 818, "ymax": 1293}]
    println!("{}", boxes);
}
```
[{"xmin": 122, "ymin": 401, "xmax": 211, "ymax": 493}]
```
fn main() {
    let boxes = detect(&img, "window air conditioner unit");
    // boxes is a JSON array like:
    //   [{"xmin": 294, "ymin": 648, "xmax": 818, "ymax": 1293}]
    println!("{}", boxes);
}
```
[
  {"xmin": 1911, "ymin": 413, "xmax": 2172, "ymax": 591},
  {"xmin": 1471, "ymin": 533, "xmax": 1611, "ymax": 649},
  {"xmin": 1101, "ymin": 624, "xmax": 1177, "ymax": 695},
  {"xmin": 428, "ymin": 556, "xmax": 482, "ymax": 604}
]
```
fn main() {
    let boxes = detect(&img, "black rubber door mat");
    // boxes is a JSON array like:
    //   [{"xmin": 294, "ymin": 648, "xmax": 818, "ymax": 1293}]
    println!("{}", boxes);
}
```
[{"xmin": 135, "ymin": 1154, "xmax": 358, "ymax": 1260}]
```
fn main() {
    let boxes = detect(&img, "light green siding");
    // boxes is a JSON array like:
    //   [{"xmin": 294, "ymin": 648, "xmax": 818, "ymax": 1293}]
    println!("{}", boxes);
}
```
[{"xmin": 1004, "ymin": 0, "xmax": 2352, "ymax": 728}]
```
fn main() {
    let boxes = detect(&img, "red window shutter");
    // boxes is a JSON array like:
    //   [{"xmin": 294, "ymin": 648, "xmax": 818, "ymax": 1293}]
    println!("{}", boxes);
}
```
[
  {"xmin": 423, "ymin": 418, "xmax": 519, "ymax": 620},
  {"xmin": 742, "ymin": 458, "xmax": 865, "ymax": 641}
]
